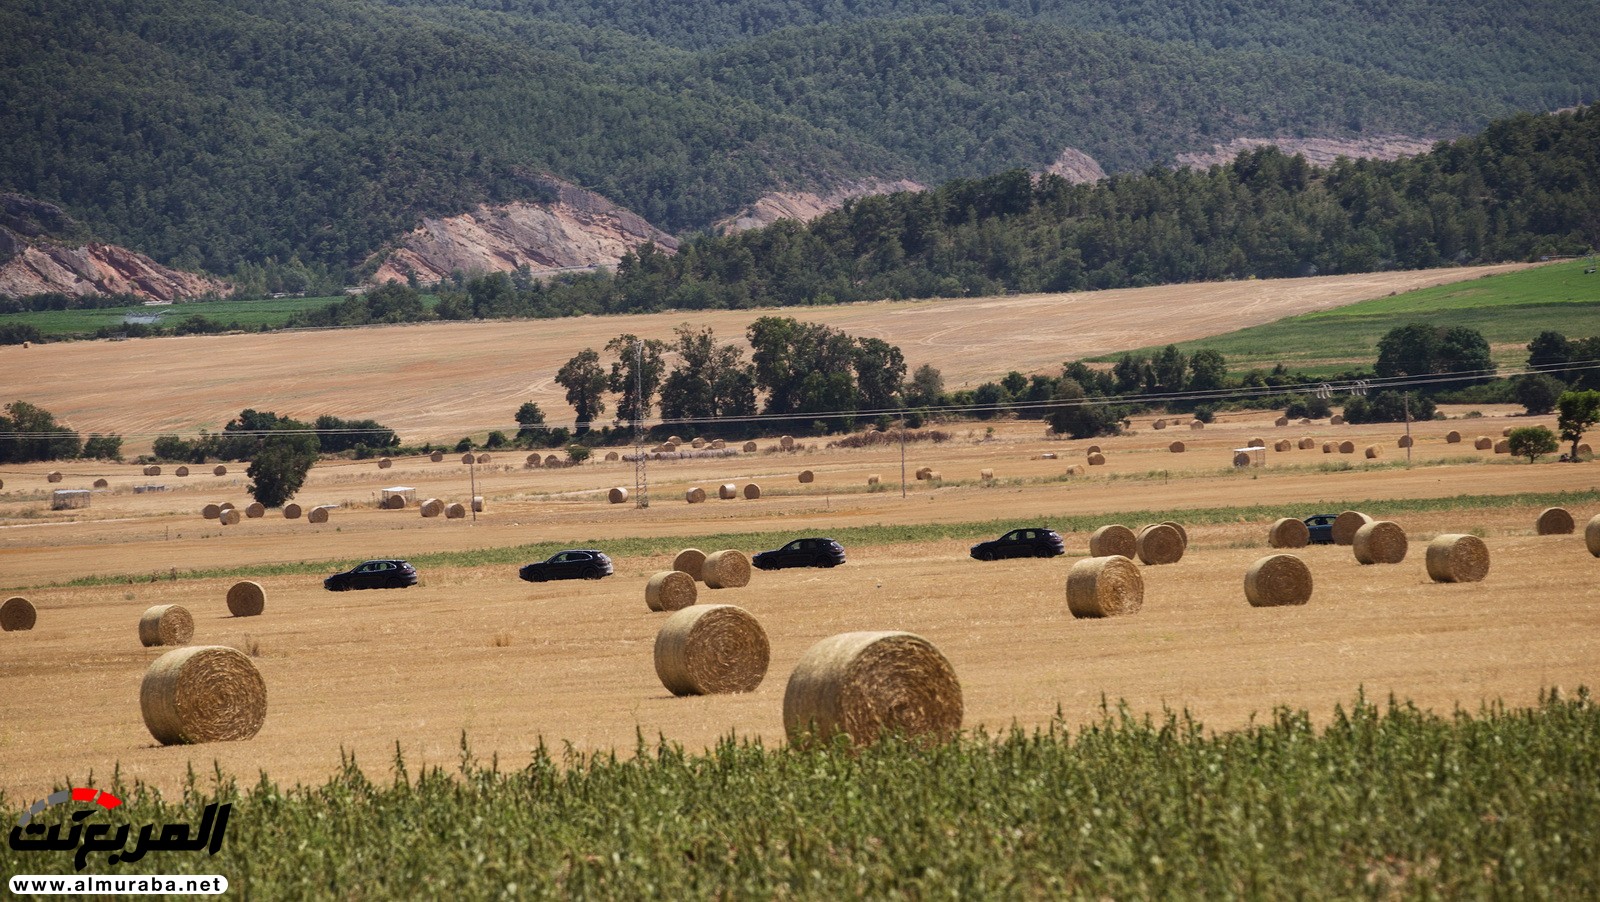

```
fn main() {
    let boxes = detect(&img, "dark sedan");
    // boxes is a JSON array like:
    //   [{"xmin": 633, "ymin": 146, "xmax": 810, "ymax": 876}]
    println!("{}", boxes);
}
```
[
  {"xmin": 970, "ymin": 527, "xmax": 1066, "ymax": 561},
  {"xmin": 324, "ymin": 559, "xmax": 418, "ymax": 591},
  {"xmin": 1303, "ymin": 514, "xmax": 1337, "ymax": 545},
  {"xmin": 519, "ymin": 549, "xmax": 614, "ymax": 582},
  {"xmin": 752, "ymin": 537, "xmax": 846, "ymax": 570}
]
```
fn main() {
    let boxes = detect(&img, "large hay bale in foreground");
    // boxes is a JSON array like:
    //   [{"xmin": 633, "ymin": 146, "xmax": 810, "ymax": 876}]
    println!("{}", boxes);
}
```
[
  {"xmin": 419, "ymin": 498, "xmax": 444, "ymax": 518},
  {"xmin": 782, "ymin": 631, "xmax": 961, "ymax": 746},
  {"xmin": 685, "ymin": 487, "xmax": 707, "ymax": 504},
  {"xmin": 227, "ymin": 581, "xmax": 265, "ymax": 617},
  {"xmin": 1161, "ymin": 521, "xmax": 1189, "ymax": 549},
  {"xmin": 282, "ymin": 503, "xmax": 301, "ymax": 519},
  {"xmin": 645, "ymin": 570, "xmax": 698, "ymax": 612},
  {"xmin": 218, "ymin": 508, "xmax": 241, "ymax": 526},
  {"xmin": 139, "ymin": 604, "xmax": 194, "ymax": 647},
  {"xmin": 140, "ymin": 645, "xmax": 266, "ymax": 745},
  {"xmin": 655, "ymin": 604, "xmax": 769, "ymax": 696},
  {"xmin": 1066, "ymin": 556, "xmax": 1144, "ymax": 618},
  {"xmin": 1088, "ymin": 524, "xmax": 1137, "ymax": 558},
  {"xmin": 798, "ymin": 470, "xmax": 815, "ymax": 484},
  {"xmin": 703, "ymin": 550, "xmax": 752, "ymax": 589},
  {"xmin": 1136, "ymin": 524, "xmax": 1185, "ymax": 565},
  {"xmin": 673, "ymin": 548, "xmax": 707, "ymax": 581},
  {"xmin": 742, "ymin": 441, "xmax": 758, "ymax": 452},
  {"xmin": 444, "ymin": 502, "xmax": 466, "ymax": 519},
  {"xmin": 1425, "ymin": 534, "xmax": 1490, "ymax": 583},
  {"xmin": 1245, "ymin": 554, "xmax": 1313, "ymax": 607},
  {"xmin": 1446, "ymin": 431, "xmax": 1462, "ymax": 444},
  {"xmin": 213, "ymin": 465, "xmax": 228, "ymax": 476},
  {"xmin": 743, "ymin": 483, "xmax": 761, "ymax": 500},
  {"xmin": 1474, "ymin": 436, "xmax": 1493, "ymax": 450},
  {"xmin": 1268, "ymin": 517, "xmax": 1310, "ymax": 549},
  {"xmin": 1169, "ymin": 441, "xmax": 1185, "ymax": 453},
  {"xmin": 1338, "ymin": 441, "xmax": 1356, "ymax": 454},
  {"xmin": 718, "ymin": 483, "xmax": 738, "ymax": 500},
  {"xmin": 1536, "ymin": 507, "xmax": 1575, "ymax": 535},
  {"xmin": 1086, "ymin": 452, "xmax": 1106, "ymax": 466},
  {"xmin": 1586, "ymin": 515, "xmax": 1600, "ymax": 557},
  {"xmin": 201, "ymin": 503, "xmax": 222, "ymax": 519},
  {"xmin": 608, "ymin": 487, "xmax": 629, "ymax": 504},
  {"xmin": 1364, "ymin": 445, "xmax": 1381, "ymax": 460},
  {"xmin": 175, "ymin": 466, "xmax": 189, "ymax": 477},
  {"xmin": 245, "ymin": 501, "xmax": 265, "ymax": 518},
  {"xmin": 1330, "ymin": 510, "xmax": 1373, "ymax": 545},
  {"xmin": 1353, "ymin": 521, "xmax": 1408, "ymax": 564},
  {"xmin": 1, "ymin": 596, "xmax": 37, "ymax": 631},
  {"xmin": 307, "ymin": 505, "xmax": 332, "ymax": 524}
]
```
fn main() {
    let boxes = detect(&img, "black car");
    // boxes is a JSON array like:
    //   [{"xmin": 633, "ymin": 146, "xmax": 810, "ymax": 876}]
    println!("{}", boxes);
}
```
[
  {"xmin": 970, "ymin": 527, "xmax": 1066, "ymax": 561},
  {"xmin": 752, "ymin": 537, "xmax": 846, "ymax": 570},
  {"xmin": 1304, "ymin": 514, "xmax": 1337, "ymax": 545},
  {"xmin": 519, "ymin": 549, "xmax": 614, "ymax": 582},
  {"xmin": 324, "ymin": 559, "xmax": 418, "ymax": 591}
]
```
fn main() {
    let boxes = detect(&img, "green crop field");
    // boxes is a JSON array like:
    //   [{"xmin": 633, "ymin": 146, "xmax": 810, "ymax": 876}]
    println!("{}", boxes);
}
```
[
  {"xmin": 1103, "ymin": 260, "xmax": 1600, "ymax": 375},
  {"xmin": 0, "ymin": 295, "xmax": 356, "ymax": 337}
]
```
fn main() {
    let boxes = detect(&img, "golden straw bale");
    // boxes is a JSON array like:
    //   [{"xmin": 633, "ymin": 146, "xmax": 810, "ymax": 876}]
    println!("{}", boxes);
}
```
[
  {"xmin": 430, "ymin": 451, "xmax": 444, "ymax": 462},
  {"xmin": 226, "ymin": 581, "xmax": 265, "ymax": 617},
  {"xmin": 1153, "ymin": 419, "xmax": 1167, "ymax": 430},
  {"xmin": 1161, "ymin": 521, "xmax": 1189, "ymax": 549},
  {"xmin": 139, "ymin": 604, "xmax": 194, "ymax": 647},
  {"xmin": 1245, "ymin": 554, "xmax": 1313, "ymax": 607},
  {"xmin": 1169, "ymin": 441, "xmax": 1185, "ymax": 453},
  {"xmin": 1248, "ymin": 437, "xmax": 1266, "ymax": 448},
  {"xmin": 1331, "ymin": 414, "xmax": 1346, "ymax": 425},
  {"xmin": 218, "ymin": 508, "xmax": 241, "ymax": 526},
  {"xmin": 654, "ymin": 605, "xmax": 769, "ymax": 696},
  {"xmin": 1066, "ymin": 555, "xmax": 1144, "ymax": 618},
  {"xmin": 928, "ymin": 471, "xmax": 942, "ymax": 481},
  {"xmin": 1502, "ymin": 426, "xmax": 1513, "ymax": 437},
  {"xmin": 1536, "ymin": 507, "xmax": 1575, "ymax": 535},
  {"xmin": 378, "ymin": 458, "xmax": 392, "ymax": 469},
  {"xmin": 742, "ymin": 441, "xmax": 758, "ymax": 452},
  {"xmin": 703, "ymin": 550, "xmax": 752, "ymax": 589},
  {"xmin": 1300, "ymin": 418, "xmax": 1313, "ymax": 425},
  {"xmin": 743, "ymin": 483, "xmax": 762, "ymax": 500},
  {"xmin": 1397, "ymin": 435, "xmax": 1414, "ymax": 448},
  {"xmin": 307, "ymin": 505, "xmax": 332, "ymax": 524},
  {"xmin": 175, "ymin": 466, "xmax": 189, "ymax": 477},
  {"xmin": 420, "ymin": 498, "xmax": 444, "ymax": 518},
  {"xmin": 1322, "ymin": 442, "xmax": 1334, "ymax": 453},
  {"xmin": 1233, "ymin": 451, "xmax": 1252, "ymax": 467},
  {"xmin": 645, "ymin": 570, "xmax": 698, "ymax": 612},
  {"xmin": 980, "ymin": 468, "xmax": 995, "ymax": 480},
  {"xmin": 1087, "ymin": 453, "xmax": 1106, "ymax": 466},
  {"xmin": 798, "ymin": 470, "xmax": 815, "ymax": 484},
  {"xmin": 685, "ymin": 487, "xmax": 707, "ymax": 504},
  {"xmin": 867, "ymin": 474, "xmax": 881, "ymax": 485},
  {"xmin": 782, "ymin": 631, "xmax": 961, "ymax": 746},
  {"xmin": 1298, "ymin": 437, "xmax": 1316, "ymax": 450},
  {"xmin": 444, "ymin": 503, "xmax": 466, "ymax": 519},
  {"xmin": 1425, "ymin": 534, "xmax": 1490, "ymax": 583},
  {"xmin": 1086, "ymin": 445, "xmax": 1101, "ymax": 455},
  {"xmin": 1275, "ymin": 416, "xmax": 1289, "ymax": 427},
  {"xmin": 1364, "ymin": 445, "xmax": 1381, "ymax": 459},
  {"xmin": 282, "ymin": 503, "xmax": 301, "ymax": 519},
  {"xmin": 1274, "ymin": 439, "xmax": 1292, "ymax": 452},
  {"xmin": 608, "ymin": 487, "xmax": 629, "ymax": 504},
  {"xmin": 1339, "ymin": 441, "xmax": 1356, "ymax": 454},
  {"xmin": 1088, "ymin": 524, "xmax": 1137, "ymax": 558},
  {"xmin": 47, "ymin": 471, "xmax": 63, "ymax": 483},
  {"xmin": 245, "ymin": 501, "xmax": 265, "ymax": 518},
  {"xmin": 1065, "ymin": 464, "xmax": 1085, "ymax": 476},
  {"xmin": 93, "ymin": 478, "xmax": 108, "ymax": 488},
  {"xmin": 219, "ymin": 502, "xmax": 234, "ymax": 511},
  {"xmin": 1190, "ymin": 420, "xmax": 1204, "ymax": 429},
  {"xmin": 1494, "ymin": 440, "xmax": 1510, "ymax": 454},
  {"xmin": 1136, "ymin": 524, "xmax": 1185, "ymax": 565},
  {"xmin": 1268, "ymin": 517, "xmax": 1310, "ymax": 549},
  {"xmin": 1473, "ymin": 436, "xmax": 1492, "ymax": 450},
  {"xmin": 213, "ymin": 465, "xmax": 227, "ymax": 476},
  {"xmin": 661, "ymin": 442, "xmax": 677, "ymax": 453},
  {"xmin": 382, "ymin": 494, "xmax": 405, "ymax": 510},
  {"xmin": 604, "ymin": 451, "xmax": 619, "ymax": 462},
  {"xmin": 915, "ymin": 466, "xmax": 933, "ymax": 480},
  {"xmin": 1578, "ymin": 443, "xmax": 1592, "ymax": 457},
  {"xmin": 718, "ymin": 483, "xmax": 737, "ymax": 500},
  {"xmin": 1585, "ymin": 515, "xmax": 1600, "ymax": 557},
  {"xmin": 674, "ymin": 549, "xmax": 707, "ymax": 581},
  {"xmin": 1330, "ymin": 510, "xmax": 1373, "ymax": 545},
  {"xmin": 1, "ymin": 596, "xmax": 37, "ymax": 631},
  {"xmin": 140, "ymin": 645, "xmax": 266, "ymax": 745},
  {"xmin": 545, "ymin": 455, "xmax": 559, "ymax": 466},
  {"xmin": 145, "ymin": 465, "xmax": 162, "ymax": 476},
  {"xmin": 1446, "ymin": 431, "xmax": 1461, "ymax": 443},
  {"xmin": 201, "ymin": 503, "xmax": 222, "ymax": 519},
  {"xmin": 1353, "ymin": 521, "xmax": 1408, "ymax": 564},
  {"xmin": 691, "ymin": 438, "xmax": 705, "ymax": 449},
  {"xmin": 779, "ymin": 435, "xmax": 795, "ymax": 451}
]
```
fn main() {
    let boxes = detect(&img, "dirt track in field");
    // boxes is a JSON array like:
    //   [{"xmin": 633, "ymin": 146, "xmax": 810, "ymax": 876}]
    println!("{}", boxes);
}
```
[
  {"xmin": 2, "ymin": 408, "xmax": 1597, "ymax": 797},
  {"xmin": 0, "ymin": 263, "xmax": 1531, "ymax": 455}
]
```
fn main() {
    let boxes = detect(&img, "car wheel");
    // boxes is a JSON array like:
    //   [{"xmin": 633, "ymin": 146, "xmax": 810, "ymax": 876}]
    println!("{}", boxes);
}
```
[
  {"xmin": 977, "ymin": 550, "xmax": 994, "ymax": 561},
  {"xmin": 1035, "ymin": 547, "xmax": 1053, "ymax": 558},
  {"xmin": 582, "ymin": 566, "xmax": 601, "ymax": 580}
]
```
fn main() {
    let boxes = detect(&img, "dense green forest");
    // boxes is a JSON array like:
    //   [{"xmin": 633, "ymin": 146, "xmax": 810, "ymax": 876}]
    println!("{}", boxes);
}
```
[{"xmin": 1, "ymin": 0, "xmax": 1592, "ymax": 280}]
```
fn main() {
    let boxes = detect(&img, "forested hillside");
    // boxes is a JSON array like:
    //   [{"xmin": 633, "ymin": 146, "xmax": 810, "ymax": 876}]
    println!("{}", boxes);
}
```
[{"xmin": 0, "ymin": 0, "xmax": 1592, "ymax": 282}]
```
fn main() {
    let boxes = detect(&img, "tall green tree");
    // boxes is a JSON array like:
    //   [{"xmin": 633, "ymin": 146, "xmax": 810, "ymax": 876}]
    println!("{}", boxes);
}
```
[
  {"xmin": 514, "ymin": 402, "xmax": 547, "ymax": 445},
  {"xmin": 247, "ymin": 434, "xmax": 319, "ymax": 508},
  {"xmin": 1557, "ymin": 390, "xmax": 1600, "ymax": 459},
  {"xmin": 0, "ymin": 401, "xmax": 81, "ymax": 462},
  {"xmin": 604, "ymin": 334, "xmax": 667, "ymax": 426},
  {"xmin": 556, "ymin": 349, "xmax": 609, "ymax": 434}
]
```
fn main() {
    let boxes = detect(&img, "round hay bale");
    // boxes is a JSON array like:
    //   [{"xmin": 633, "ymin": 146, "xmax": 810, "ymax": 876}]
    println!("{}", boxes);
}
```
[
  {"xmin": 1331, "ymin": 414, "xmax": 1346, "ymax": 425},
  {"xmin": 980, "ymin": 468, "xmax": 995, "ymax": 480},
  {"xmin": 219, "ymin": 502, "xmax": 234, "ymax": 511},
  {"xmin": 226, "ymin": 581, "xmax": 265, "ymax": 617},
  {"xmin": 1426, "ymin": 534, "xmax": 1490, "ymax": 583},
  {"xmin": 1474, "ymin": 436, "xmax": 1493, "ymax": 450},
  {"xmin": 1364, "ymin": 445, "xmax": 1381, "ymax": 460},
  {"xmin": 282, "ymin": 503, "xmax": 301, "ymax": 519},
  {"xmin": 461, "ymin": 453, "xmax": 475, "ymax": 464},
  {"xmin": 430, "ymin": 451, "xmax": 444, "ymax": 463},
  {"xmin": 655, "ymin": 604, "xmax": 768, "ymax": 695},
  {"xmin": 145, "ymin": 465, "xmax": 161, "ymax": 476},
  {"xmin": 1169, "ymin": 441, "xmax": 1185, "ymax": 453},
  {"xmin": 690, "ymin": 437, "xmax": 705, "ymax": 449},
  {"xmin": 1065, "ymin": 464, "xmax": 1085, "ymax": 476},
  {"xmin": 140, "ymin": 645, "xmax": 266, "ymax": 745},
  {"xmin": 798, "ymin": 470, "xmax": 815, "ymax": 484},
  {"xmin": 742, "ymin": 441, "xmax": 758, "ymax": 453},
  {"xmin": 1353, "ymin": 521, "xmax": 1408, "ymax": 564},
  {"xmin": 743, "ymin": 483, "xmax": 761, "ymax": 500},
  {"xmin": 1274, "ymin": 439, "xmax": 1292, "ymax": 452},
  {"xmin": 1066, "ymin": 556, "xmax": 1144, "ymax": 618},
  {"xmin": 1576, "ymin": 443, "xmax": 1592, "ymax": 457},
  {"xmin": 711, "ymin": 440, "xmax": 725, "ymax": 450},
  {"xmin": 1244, "ymin": 554, "xmax": 1313, "ymax": 607},
  {"xmin": 718, "ymin": 483, "xmax": 737, "ymax": 500},
  {"xmin": 1232, "ymin": 451, "xmax": 1252, "ymax": 467},
  {"xmin": 685, "ymin": 487, "xmax": 707, "ymax": 504},
  {"xmin": 444, "ymin": 502, "xmax": 466, "ymax": 519},
  {"xmin": 867, "ymin": 474, "xmax": 881, "ymax": 486},
  {"xmin": 1493, "ymin": 440, "xmax": 1510, "ymax": 454},
  {"xmin": 779, "ymin": 435, "xmax": 795, "ymax": 451},
  {"xmin": 608, "ymin": 487, "xmax": 629, "ymax": 504},
  {"xmin": 604, "ymin": 451, "xmax": 620, "ymax": 462},
  {"xmin": 545, "ymin": 455, "xmax": 560, "ymax": 467},
  {"xmin": 1268, "ymin": 517, "xmax": 1310, "ymax": 549},
  {"xmin": 1338, "ymin": 441, "xmax": 1356, "ymax": 454},
  {"xmin": 668, "ymin": 435, "xmax": 684, "ymax": 445},
  {"xmin": 47, "ymin": 471, "xmax": 63, "ymax": 483},
  {"xmin": 245, "ymin": 501, "xmax": 265, "ymax": 518},
  {"xmin": 1586, "ymin": 515, "xmax": 1600, "ymax": 557},
  {"xmin": 475, "ymin": 453, "xmax": 490, "ymax": 464},
  {"xmin": 1397, "ymin": 434, "xmax": 1414, "ymax": 449},
  {"xmin": 175, "ymin": 466, "xmax": 189, "ymax": 477},
  {"xmin": 218, "ymin": 508, "xmax": 241, "ymax": 526},
  {"xmin": 928, "ymin": 471, "xmax": 942, "ymax": 481},
  {"xmin": 1330, "ymin": 510, "xmax": 1373, "ymax": 545},
  {"xmin": 1298, "ymin": 437, "xmax": 1316, "ymax": 450},
  {"xmin": 383, "ymin": 494, "xmax": 406, "ymax": 510},
  {"xmin": 703, "ymin": 550, "xmax": 752, "ymax": 589},
  {"xmin": 674, "ymin": 549, "xmax": 707, "ymax": 581},
  {"xmin": 1, "ymin": 596, "xmax": 37, "ymax": 631},
  {"xmin": 1275, "ymin": 416, "xmax": 1289, "ymax": 427},
  {"xmin": 1136, "ymin": 524, "xmax": 1185, "ymax": 565},
  {"xmin": 213, "ymin": 465, "xmax": 227, "ymax": 476},
  {"xmin": 915, "ymin": 466, "xmax": 933, "ymax": 480},
  {"xmin": 1087, "ymin": 452, "xmax": 1106, "ymax": 466},
  {"xmin": 307, "ymin": 505, "xmax": 331, "ymax": 524},
  {"xmin": 378, "ymin": 458, "xmax": 392, "ymax": 469},
  {"xmin": 1446, "ymin": 431, "xmax": 1461, "ymax": 444},
  {"xmin": 1087, "ymin": 524, "xmax": 1137, "ymax": 558},
  {"xmin": 1190, "ymin": 420, "xmax": 1204, "ymax": 430},
  {"xmin": 1247, "ymin": 437, "xmax": 1266, "ymax": 448},
  {"xmin": 93, "ymin": 478, "xmax": 108, "ymax": 488},
  {"xmin": 472, "ymin": 496, "xmax": 485, "ymax": 513},
  {"xmin": 1161, "ymin": 521, "xmax": 1189, "ymax": 549},
  {"xmin": 1502, "ymin": 426, "xmax": 1513, "ymax": 437},
  {"xmin": 201, "ymin": 503, "xmax": 222, "ymax": 519},
  {"xmin": 645, "ymin": 570, "xmax": 698, "ymax": 612},
  {"xmin": 419, "ymin": 498, "xmax": 444, "ymax": 518},
  {"xmin": 1153, "ymin": 419, "xmax": 1167, "ymax": 430},
  {"xmin": 782, "ymin": 631, "xmax": 961, "ymax": 746},
  {"xmin": 1086, "ymin": 445, "xmax": 1101, "ymax": 455},
  {"xmin": 139, "ymin": 604, "xmax": 194, "ymax": 647},
  {"xmin": 1300, "ymin": 418, "xmax": 1313, "ymax": 425},
  {"xmin": 1535, "ymin": 507, "xmax": 1575, "ymax": 535},
  {"xmin": 1322, "ymin": 442, "xmax": 1334, "ymax": 453}
]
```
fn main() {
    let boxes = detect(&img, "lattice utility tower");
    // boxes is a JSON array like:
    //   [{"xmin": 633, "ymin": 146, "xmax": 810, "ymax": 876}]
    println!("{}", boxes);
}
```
[{"xmin": 633, "ymin": 339, "xmax": 649, "ymax": 508}]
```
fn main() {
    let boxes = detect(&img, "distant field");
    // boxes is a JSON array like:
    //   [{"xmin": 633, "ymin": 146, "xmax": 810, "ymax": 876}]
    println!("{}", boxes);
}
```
[
  {"xmin": 0, "ymin": 295, "xmax": 355, "ymax": 336},
  {"xmin": 1100, "ymin": 260, "xmax": 1599, "ymax": 374}
]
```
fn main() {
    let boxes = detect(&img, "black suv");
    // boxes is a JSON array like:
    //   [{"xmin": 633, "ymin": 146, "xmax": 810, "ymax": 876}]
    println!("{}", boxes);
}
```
[
  {"xmin": 324, "ymin": 560, "xmax": 419, "ymax": 591},
  {"xmin": 752, "ymin": 538, "xmax": 847, "ymax": 570},
  {"xmin": 1303, "ymin": 515, "xmax": 1337, "ymax": 545},
  {"xmin": 519, "ymin": 550, "xmax": 614, "ymax": 582},
  {"xmin": 970, "ymin": 528, "xmax": 1066, "ymax": 561}
]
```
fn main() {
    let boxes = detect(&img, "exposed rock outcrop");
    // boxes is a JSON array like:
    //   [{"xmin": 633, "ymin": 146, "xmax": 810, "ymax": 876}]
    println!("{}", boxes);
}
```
[
  {"xmin": 1175, "ymin": 135, "xmax": 1439, "ymax": 170},
  {"xmin": 714, "ymin": 179, "xmax": 925, "ymax": 234},
  {"xmin": 1043, "ymin": 148, "xmax": 1108, "ymax": 184},
  {"xmin": 370, "ymin": 179, "xmax": 679, "ymax": 286},
  {"xmin": 0, "ymin": 194, "xmax": 227, "ymax": 301}
]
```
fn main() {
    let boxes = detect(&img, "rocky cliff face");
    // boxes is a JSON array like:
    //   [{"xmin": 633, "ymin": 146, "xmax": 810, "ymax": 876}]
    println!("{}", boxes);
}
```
[
  {"xmin": 371, "ymin": 179, "xmax": 680, "ymax": 286},
  {"xmin": 0, "ymin": 194, "xmax": 227, "ymax": 301},
  {"xmin": 1175, "ymin": 135, "xmax": 1439, "ymax": 169},
  {"xmin": 713, "ymin": 179, "xmax": 926, "ymax": 234}
]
